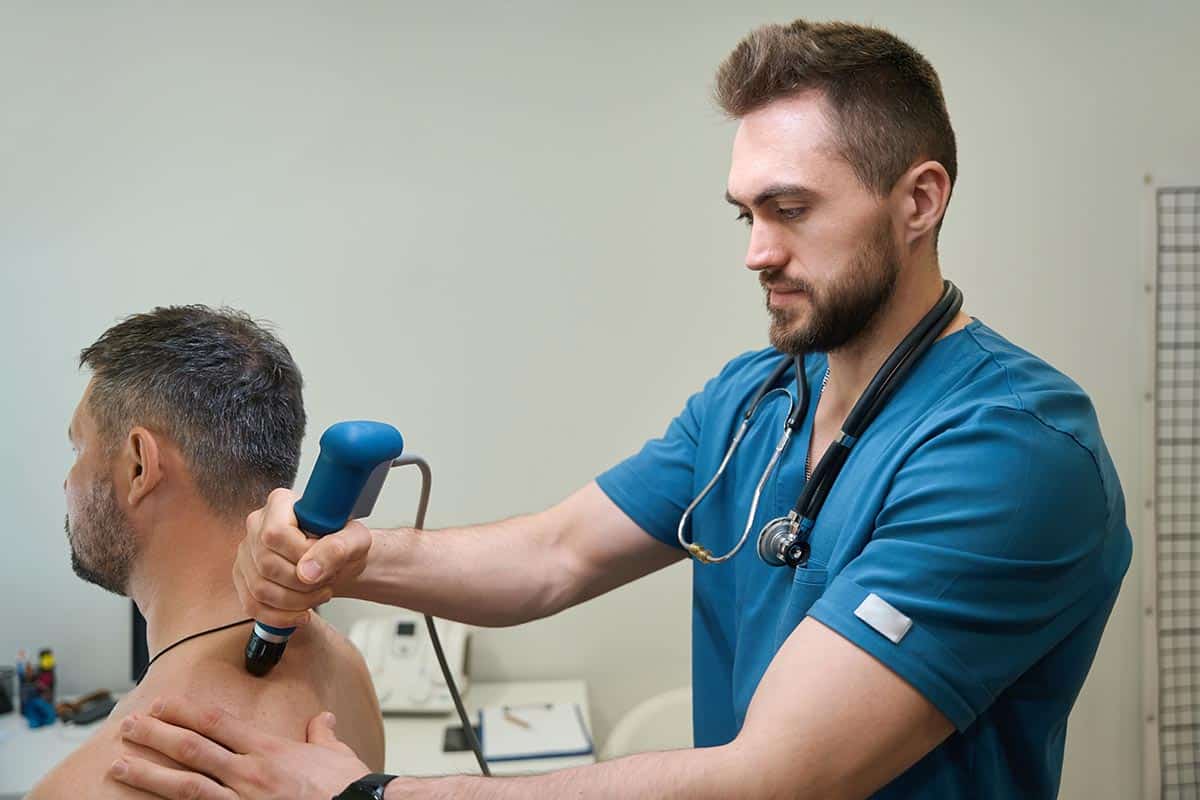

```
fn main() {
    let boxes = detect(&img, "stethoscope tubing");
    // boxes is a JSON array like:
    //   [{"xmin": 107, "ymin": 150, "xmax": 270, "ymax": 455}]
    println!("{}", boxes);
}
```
[{"xmin": 678, "ymin": 280, "xmax": 962, "ymax": 567}]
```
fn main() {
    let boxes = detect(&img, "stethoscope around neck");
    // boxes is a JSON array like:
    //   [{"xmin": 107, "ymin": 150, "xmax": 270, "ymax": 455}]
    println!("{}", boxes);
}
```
[{"xmin": 677, "ymin": 280, "xmax": 963, "ymax": 569}]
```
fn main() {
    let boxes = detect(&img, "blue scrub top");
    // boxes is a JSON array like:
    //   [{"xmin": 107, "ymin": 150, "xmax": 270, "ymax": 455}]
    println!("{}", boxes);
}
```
[{"xmin": 596, "ymin": 320, "xmax": 1131, "ymax": 799}]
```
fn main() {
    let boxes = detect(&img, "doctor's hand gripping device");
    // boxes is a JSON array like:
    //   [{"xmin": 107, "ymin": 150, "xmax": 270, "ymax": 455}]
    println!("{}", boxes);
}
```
[{"xmin": 242, "ymin": 420, "xmax": 490, "ymax": 775}]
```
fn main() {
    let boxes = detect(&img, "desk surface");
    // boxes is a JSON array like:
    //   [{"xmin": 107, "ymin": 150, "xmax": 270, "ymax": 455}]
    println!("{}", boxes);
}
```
[
  {"xmin": 0, "ymin": 680, "xmax": 594, "ymax": 796},
  {"xmin": 0, "ymin": 710, "xmax": 96, "ymax": 797},
  {"xmin": 384, "ymin": 679, "xmax": 595, "ymax": 777}
]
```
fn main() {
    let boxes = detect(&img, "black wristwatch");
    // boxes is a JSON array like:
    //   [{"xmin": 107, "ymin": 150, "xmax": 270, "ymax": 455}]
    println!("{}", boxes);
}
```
[{"xmin": 333, "ymin": 773, "xmax": 398, "ymax": 800}]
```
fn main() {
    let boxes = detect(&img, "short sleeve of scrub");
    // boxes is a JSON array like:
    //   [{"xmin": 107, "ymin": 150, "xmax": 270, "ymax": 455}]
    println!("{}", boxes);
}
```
[
  {"xmin": 806, "ymin": 406, "xmax": 1123, "ymax": 732},
  {"xmin": 595, "ymin": 352, "xmax": 756, "ymax": 548}
]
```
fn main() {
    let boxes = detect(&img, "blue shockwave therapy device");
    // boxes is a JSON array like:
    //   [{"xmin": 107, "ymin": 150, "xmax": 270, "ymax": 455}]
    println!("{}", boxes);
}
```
[
  {"xmin": 241, "ymin": 419, "xmax": 491, "ymax": 775},
  {"xmin": 243, "ymin": 420, "xmax": 406, "ymax": 677}
]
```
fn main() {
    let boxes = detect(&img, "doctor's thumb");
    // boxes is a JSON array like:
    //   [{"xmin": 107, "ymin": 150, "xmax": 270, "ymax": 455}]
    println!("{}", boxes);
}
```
[{"xmin": 297, "ymin": 523, "xmax": 369, "ymax": 585}]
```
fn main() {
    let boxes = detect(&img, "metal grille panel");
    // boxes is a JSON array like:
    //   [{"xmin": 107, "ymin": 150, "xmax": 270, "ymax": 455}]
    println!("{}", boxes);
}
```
[{"xmin": 1157, "ymin": 185, "xmax": 1200, "ymax": 799}]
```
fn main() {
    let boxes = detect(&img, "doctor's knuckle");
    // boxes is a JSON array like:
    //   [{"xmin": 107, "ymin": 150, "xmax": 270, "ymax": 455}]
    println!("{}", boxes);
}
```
[
  {"xmin": 116, "ymin": 757, "xmax": 142, "ymax": 781},
  {"xmin": 179, "ymin": 775, "xmax": 206, "ymax": 800},
  {"xmin": 264, "ymin": 558, "xmax": 292, "ymax": 583},
  {"xmin": 120, "ymin": 717, "xmax": 142, "ymax": 740},
  {"xmin": 261, "ymin": 526, "xmax": 288, "ymax": 550},
  {"xmin": 344, "ymin": 521, "xmax": 366, "ymax": 544},
  {"xmin": 178, "ymin": 735, "xmax": 201, "ymax": 763},
  {"xmin": 325, "ymin": 537, "xmax": 347, "ymax": 562},
  {"xmin": 256, "ymin": 557, "xmax": 278, "ymax": 580},
  {"xmin": 247, "ymin": 580, "xmax": 278, "ymax": 606},
  {"xmin": 269, "ymin": 585, "xmax": 296, "ymax": 607},
  {"xmin": 200, "ymin": 707, "xmax": 226, "ymax": 732},
  {"xmin": 267, "ymin": 487, "xmax": 291, "ymax": 505}
]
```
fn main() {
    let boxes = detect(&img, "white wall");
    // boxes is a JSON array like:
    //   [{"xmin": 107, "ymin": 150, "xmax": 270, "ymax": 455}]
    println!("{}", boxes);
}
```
[{"xmin": 3, "ymin": 2, "xmax": 1196, "ymax": 796}]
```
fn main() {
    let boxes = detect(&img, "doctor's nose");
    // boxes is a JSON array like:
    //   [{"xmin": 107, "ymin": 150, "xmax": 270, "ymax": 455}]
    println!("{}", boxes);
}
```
[{"xmin": 744, "ymin": 223, "xmax": 790, "ymax": 273}]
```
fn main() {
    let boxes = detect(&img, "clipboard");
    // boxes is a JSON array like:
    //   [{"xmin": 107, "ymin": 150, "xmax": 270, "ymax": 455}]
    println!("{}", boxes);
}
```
[{"xmin": 478, "ymin": 702, "xmax": 594, "ymax": 762}]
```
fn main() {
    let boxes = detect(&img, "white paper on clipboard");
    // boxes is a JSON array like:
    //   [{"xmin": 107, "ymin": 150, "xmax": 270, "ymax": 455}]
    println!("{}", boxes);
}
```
[{"xmin": 479, "ymin": 702, "xmax": 593, "ymax": 762}]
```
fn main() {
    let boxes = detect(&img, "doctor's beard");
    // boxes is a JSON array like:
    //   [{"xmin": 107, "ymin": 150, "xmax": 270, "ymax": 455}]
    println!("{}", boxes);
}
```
[{"xmin": 764, "ymin": 214, "xmax": 900, "ymax": 355}]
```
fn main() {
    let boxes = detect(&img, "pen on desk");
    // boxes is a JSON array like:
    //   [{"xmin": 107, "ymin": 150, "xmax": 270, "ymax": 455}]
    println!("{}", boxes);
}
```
[{"xmin": 502, "ymin": 707, "xmax": 531, "ymax": 729}]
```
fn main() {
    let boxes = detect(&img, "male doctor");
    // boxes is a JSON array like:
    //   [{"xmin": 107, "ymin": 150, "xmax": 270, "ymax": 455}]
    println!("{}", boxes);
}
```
[{"xmin": 110, "ymin": 18, "xmax": 1131, "ymax": 800}]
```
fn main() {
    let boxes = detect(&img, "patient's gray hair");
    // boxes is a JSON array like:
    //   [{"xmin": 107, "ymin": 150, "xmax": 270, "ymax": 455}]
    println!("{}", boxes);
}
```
[{"xmin": 79, "ymin": 305, "xmax": 306, "ymax": 517}]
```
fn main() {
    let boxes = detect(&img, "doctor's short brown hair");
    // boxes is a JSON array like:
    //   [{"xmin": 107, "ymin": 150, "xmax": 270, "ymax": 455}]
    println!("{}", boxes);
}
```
[{"xmin": 715, "ymin": 19, "xmax": 957, "ymax": 233}]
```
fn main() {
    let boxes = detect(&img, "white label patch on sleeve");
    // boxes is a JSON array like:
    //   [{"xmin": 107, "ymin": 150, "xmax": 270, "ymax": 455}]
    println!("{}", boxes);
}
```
[{"xmin": 854, "ymin": 593, "xmax": 912, "ymax": 644}]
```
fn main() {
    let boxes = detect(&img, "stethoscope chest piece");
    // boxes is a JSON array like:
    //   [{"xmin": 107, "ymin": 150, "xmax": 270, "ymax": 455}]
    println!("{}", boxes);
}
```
[
  {"xmin": 756, "ymin": 512, "xmax": 810, "ymax": 567},
  {"xmin": 679, "ymin": 280, "xmax": 963, "ymax": 572}
]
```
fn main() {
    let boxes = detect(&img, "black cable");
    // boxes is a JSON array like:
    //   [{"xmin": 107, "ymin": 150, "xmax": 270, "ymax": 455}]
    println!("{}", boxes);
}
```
[
  {"xmin": 851, "ymin": 283, "xmax": 962, "ymax": 430},
  {"xmin": 391, "ymin": 455, "xmax": 491, "ymax": 778},
  {"xmin": 843, "ymin": 281, "xmax": 961, "ymax": 435},
  {"xmin": 786, "ymin": 355, "xmax": 810, "ymax": 430},
  {"xmin": 745, "ymin": 356, "xmax": 796, "ymax": 420},
  {"xmin": 135, "ymin": 618, "xmax": 254, "ymax": 685},
  {"xmin": 805, "ymin": 444, "xmax": 851, "ymax": 519},
  {"xmin": 784, "ymin": 281, "xmax": 963, "ymax": 563}
]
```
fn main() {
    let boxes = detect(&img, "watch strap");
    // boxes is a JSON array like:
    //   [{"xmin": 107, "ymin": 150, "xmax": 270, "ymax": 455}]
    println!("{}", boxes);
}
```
[{"xmin": 334, "ymin": 772, "xmax": 398, "ymax": 800}]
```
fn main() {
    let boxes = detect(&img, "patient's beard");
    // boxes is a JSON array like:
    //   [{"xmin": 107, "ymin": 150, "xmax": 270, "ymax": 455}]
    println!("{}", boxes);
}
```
[{"xmin": 65, "ymin": 478, "xmax": 138, "ymax": 596}]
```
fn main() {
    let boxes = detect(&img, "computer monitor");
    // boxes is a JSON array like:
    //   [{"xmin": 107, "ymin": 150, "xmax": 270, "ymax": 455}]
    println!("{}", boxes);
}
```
[{"xmin": 131, "ymin": 602, "xmax": 148, "ymax": 683}]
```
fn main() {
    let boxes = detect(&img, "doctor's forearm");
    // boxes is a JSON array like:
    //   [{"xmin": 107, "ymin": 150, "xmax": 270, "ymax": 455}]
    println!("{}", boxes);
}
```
[
  {"xmin": 344, "ymin": 514, "xmax": 576, "ymax": 627},
  {"xmin": 383, "ymin": 743, "xmax": 760, "ymax": 800}
]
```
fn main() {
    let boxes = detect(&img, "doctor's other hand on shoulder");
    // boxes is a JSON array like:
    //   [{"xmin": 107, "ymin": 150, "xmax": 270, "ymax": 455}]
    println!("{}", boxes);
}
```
[
  {"xmin": 234, "ymin": 487, "xmax": 374, "ymax": 628},
  {"xmin": 110, "ymin": 698, "xmax": 373, "ymax": 800}
]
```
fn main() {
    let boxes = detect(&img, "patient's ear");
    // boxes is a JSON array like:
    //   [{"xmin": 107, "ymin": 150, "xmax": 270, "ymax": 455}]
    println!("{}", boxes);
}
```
[{"xmin": 124, "ymin": 427, "xmax": 163, "ymax": 507}]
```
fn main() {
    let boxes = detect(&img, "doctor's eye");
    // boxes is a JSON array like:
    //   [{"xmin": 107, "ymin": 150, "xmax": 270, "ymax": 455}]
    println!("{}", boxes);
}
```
[
  {"xmin": 735, "ymin": 210, "xmax": 753, "ymax": 226},
  {"xmin": 777, "ymin": 206, "xmax": 808, "ymax": 221}
]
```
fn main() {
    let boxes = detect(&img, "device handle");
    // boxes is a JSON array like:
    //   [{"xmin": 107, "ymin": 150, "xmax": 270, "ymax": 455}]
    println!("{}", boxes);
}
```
[{"xmin": 244, "ymin": 421, "xmax": 405, "ymax": 676}]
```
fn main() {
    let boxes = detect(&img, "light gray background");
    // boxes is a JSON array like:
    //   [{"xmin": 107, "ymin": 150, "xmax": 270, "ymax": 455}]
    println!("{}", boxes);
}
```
[{"xmin": 3, "ymin": 2, "xmax": 1196, "ymax": 797}]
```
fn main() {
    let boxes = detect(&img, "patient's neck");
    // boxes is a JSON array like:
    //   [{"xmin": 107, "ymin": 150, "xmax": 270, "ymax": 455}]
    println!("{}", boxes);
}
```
[{"xmin": 128, "ymin": 502, "xmax": 249, "ymax": 659}]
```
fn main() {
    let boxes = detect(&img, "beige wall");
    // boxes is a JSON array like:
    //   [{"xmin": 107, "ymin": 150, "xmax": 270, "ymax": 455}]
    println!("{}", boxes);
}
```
[{"xmin": 5, "ymin": 2, "xmax": 1196, "ymax": 797}]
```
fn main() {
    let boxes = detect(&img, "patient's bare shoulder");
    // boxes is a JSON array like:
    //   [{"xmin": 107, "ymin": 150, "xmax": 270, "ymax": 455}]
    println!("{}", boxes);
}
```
[
  {"xmin": 156, "ymin": 615, "xmax": 383, "ymax": 768},
  {"xmin": 301, "ymin": 614, "xmax": 385, "ymax": 769},
  {"xmin": 184, "ymin": 615, "xmax": 382, "ymax": 768},
  {"xmin": 29, "ymin": 689, "xmax": 178, "ymax": 799},
  {"xmin": 30, "ymin": 616, "xmax": 383, "ymax": 798}
]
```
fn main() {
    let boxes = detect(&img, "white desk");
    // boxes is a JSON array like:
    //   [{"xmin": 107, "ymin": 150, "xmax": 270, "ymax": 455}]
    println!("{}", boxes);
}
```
[
  {"xmin": 384, "ymin": 679, "xmax": 595, "ymax": 777},
  {"xmin": 0, "ymin": 711, "xmax": 97, "ymax": 798},
  {"xmin": 0, "ymin": 680, "xmax": 594, "ymax": 797}
]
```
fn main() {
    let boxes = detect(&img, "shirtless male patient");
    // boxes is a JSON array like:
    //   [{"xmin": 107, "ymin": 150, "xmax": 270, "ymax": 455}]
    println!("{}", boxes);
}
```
[{"xmin": 33, "ymin": 305, "xmax": 383, "ymax": 798}]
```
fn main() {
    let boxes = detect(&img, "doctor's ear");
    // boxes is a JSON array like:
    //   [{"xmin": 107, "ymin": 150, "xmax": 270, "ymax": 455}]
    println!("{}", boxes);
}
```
[
  {"xmin": 894, "ymin": 160, "xmax": 951, "ymax": 250},
  {"xmin": 123, "ymin": 427, "xmax": 163, "ymax": 507}
]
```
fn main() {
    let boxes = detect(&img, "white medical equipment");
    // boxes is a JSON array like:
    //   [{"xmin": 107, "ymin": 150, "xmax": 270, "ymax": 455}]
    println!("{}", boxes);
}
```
[{"xmin": 349, "ymin": 613, "xmax": 470, "ymax": 715}]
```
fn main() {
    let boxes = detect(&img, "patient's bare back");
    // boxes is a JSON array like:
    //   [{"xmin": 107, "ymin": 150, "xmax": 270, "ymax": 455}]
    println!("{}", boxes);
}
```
[{"xmin": 30, "ymin": 615, "xmax": 382, "ymax": 798}]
